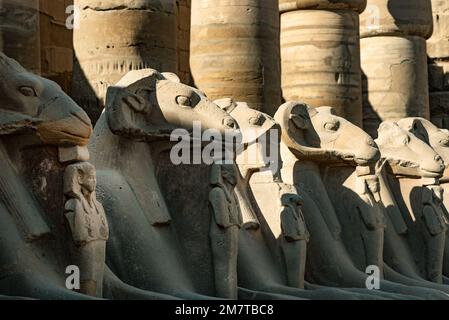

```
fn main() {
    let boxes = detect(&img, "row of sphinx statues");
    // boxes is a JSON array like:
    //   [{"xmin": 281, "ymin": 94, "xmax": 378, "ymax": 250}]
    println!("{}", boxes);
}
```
[{"xmin": 1, "ymin": 51, "xmax": 449, "ymax": 300}]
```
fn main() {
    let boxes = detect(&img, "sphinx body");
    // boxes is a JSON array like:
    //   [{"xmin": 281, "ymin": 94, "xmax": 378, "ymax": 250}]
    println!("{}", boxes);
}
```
[
  {"xmin": 271, "ymin": 102, "xmax": 449, "ymax": 299},
  {"xmin": 396, "ymin": 118, "xmax": 449, "ymax": 282},
  {"xmin": 0, "ymin": 52, "xmax": 94, "ymax": 299},
  {"xmin": 369, "ymin": 121, "xmax": 449, "ymax": 294},
  {"xmin": 88, "ymin": 69, "xmax": 259, "ymax": 299}
]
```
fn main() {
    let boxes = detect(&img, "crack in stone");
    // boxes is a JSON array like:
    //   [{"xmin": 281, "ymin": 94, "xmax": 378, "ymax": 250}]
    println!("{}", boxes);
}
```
[{"xmin": 81, "ymin": 5, "xmax": 176, "ymax": 15}]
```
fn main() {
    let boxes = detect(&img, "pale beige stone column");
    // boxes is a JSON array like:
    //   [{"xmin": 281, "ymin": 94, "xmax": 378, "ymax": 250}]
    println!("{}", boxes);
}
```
[
  {"xmin": 427, "ymin": 0, "xmax": 449, "ymax": 129},
  {"xmin": 39, "ymin": 0, "xmax": 74, "ymax": 94},
  {"xmin": 360, "ymin": 0, "xmax": 433, "ymax": 137},
  {"xmin": 361, "ymin": 36, "xmax": 429, "ymax": 135},
  {"xmin": 72, "ymin": 0, "xmax": 178, "ymax": 123},
  {"xmin": 0, "ymin": 0, "xmax": 41, "ymax": 74},
  {"xmin": 190, "ymin": 0, "xmax": 281, "ymax": 116},
  {"xmin": 279, "ymin": 0, "xmax": 366, "ymax": 12},
  {"xmin": 177, "ymin": 0, "xmax": 191, "ymax": 85},
  {"xmin": 280, "ymin": 0, "xmax": 366, "ymax": 127}
]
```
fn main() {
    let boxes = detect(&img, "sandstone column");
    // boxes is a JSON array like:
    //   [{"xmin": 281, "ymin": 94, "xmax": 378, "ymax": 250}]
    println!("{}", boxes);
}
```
[
  {"xmin": 360, "ymin": 0, "xmax": 433, "ymax": 137},
  {"xmin": 177, "ymin": 0, "xmax": 191, "ymax": 85},
  {"xmin": 427, "ymin": 0, "xmax": 449, "ymax": 130},
  {"xmin": 72, "ymin": 0, "xmax": 178, "ymax": 123},
  {"xmin": 190, "ymin": 0, "xmax": 281, "ymax": 116},
  {"xmin": 39, "ymin": 0, "xmax": 74, "ymax": 93},
  {"xmin": 280, "ymin": 0, "xmax": 367, "ymax": 127},
  {"xmin": 0, "ymin": 0, "xmax": 41, "ymax": 74}
]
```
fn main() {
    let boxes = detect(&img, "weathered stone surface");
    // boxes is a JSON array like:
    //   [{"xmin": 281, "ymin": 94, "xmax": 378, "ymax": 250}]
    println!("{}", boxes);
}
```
[
  {"xmin": 281, "ymin": 9, "xmax": 363, "ymax": 126},
  {"xmin": 279, "ymin": 0, "xmax": 367, "ymax": 13},
  {"xmin": 190, "ymin": 0, "xmax": 281, "ymax": 116},
  {"xmin": 0, "ymin": 0, "xmax": 40, "ymax": 73},
  {"xmin": 72, "ymin": 0, "xmax": 178, "ymax": 123},
  {"xmin": 360, "ymin": 0, "xmax": 433, "ymax": 39},
  {"xmin": 427, "ymin": 0, "xmax": 449, "ymax": 59},
  {"xmin": 361, "ymin": 36, "xmax": 430, "ymax": 137}
]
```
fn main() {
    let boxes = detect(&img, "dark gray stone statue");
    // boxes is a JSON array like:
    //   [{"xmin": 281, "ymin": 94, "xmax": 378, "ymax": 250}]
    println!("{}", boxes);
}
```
[
  {"xmin": 64, "ymin": 162, "xmax": 109, "ymax": 297},
  {"xmin": 0, "ymin": 52, "xmax": 93, "ymax": 299},
  {"xmin": 209, "ymin": 163, "xmax": 242, "ymax": 299}
]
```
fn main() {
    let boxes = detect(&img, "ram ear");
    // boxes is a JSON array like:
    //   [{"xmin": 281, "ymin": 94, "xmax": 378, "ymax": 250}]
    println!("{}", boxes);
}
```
[
  {"xmin": 274, "ymin": 101, "xmax": 327, "ymax": 160},
  {"xmin": 161, "ymin": 72, "xmax": 181, "ymax": 83},
  {"xmin": 106, "ymin": 69, "xmax": 160, "ymax": 136},
  {"xmin": 106, "ymin": 69, "xmax": 183, "ymax": 140},
  {"xmin": 106, "ymin": 85, "xmax": 153, "ymax": 137},
  {"xmin": 289, "ymin": 103, "xmax": 310, "ymax": 131},
  {"xmin": 274, "ymin": 101, "xmax": 310, "ymax": 133},
  {"xmin": 290, "ymin": 113, "xmax": 308, "ymax": 130}
]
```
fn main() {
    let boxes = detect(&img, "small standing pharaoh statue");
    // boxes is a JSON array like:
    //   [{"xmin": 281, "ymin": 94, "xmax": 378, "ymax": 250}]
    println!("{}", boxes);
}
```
[
  {"xmin": 354, "ymin": 172, "xmax": 386, "ymax": 270},
  {"xmin": 421, "ymin": 185, "xmax": 447, "ymax": 283},
  {"xmin": 278, "ymin": 183, "xmax": 309, "ymax": 289},
  {"xmin": 209, "ymin": 163, "xmax": 242, "ymax": 299},
  {"xmin": 63, "ymin": 162, "xmax": 109, "ymax": 297}
]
